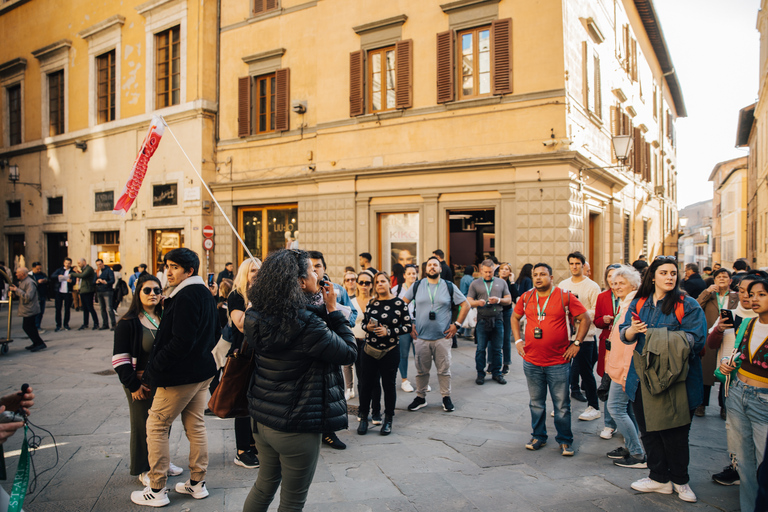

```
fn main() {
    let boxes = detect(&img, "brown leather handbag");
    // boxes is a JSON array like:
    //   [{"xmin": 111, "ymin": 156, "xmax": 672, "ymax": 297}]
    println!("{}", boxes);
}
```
[{"xmin": 207, "ymin": 340, "xmax": 255, "ymax": 418}]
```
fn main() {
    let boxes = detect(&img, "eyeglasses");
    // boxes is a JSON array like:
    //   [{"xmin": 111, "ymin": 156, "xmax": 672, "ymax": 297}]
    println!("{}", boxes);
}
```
[
  {"xmin": 142, "ymin": 287, "xmax": 162, "ymax": 295},
  {"xmin": 357, "ymin": 280, "xmax": 372, "ymax": 286}
]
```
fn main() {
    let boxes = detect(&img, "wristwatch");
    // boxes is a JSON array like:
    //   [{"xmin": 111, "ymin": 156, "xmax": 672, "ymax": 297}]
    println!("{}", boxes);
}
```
[
  {"xmin": 573, "ymin": 339, "xmax": 582, "ymax": 347},
  {"xmin": 454, "ymin": 321, "xmax": 462, "ymax": 328}
]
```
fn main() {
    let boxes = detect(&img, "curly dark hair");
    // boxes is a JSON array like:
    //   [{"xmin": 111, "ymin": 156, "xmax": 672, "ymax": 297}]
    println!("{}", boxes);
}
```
[{"xmin": 247, "ymin": 249, "xmax": 310, "ymax": 330}]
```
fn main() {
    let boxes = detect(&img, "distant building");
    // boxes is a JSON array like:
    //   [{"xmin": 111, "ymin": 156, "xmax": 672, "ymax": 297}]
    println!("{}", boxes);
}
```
[
  {"xmin": 709, "ymin": 157, "xmax": 748, "ymax": 270},
  {"xmin": 678, "ymin": 200, "xmax": 712, "ymax": 270}
]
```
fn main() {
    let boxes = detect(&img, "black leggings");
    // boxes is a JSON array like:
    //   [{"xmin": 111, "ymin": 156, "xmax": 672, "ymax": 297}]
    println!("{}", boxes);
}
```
[
  {"xmin": 358, "ymin": 345, "xmax": 400, "ymax": 418},
  {"xmin": 355, "ymin": 338, "xmax": 381, "ymax": 415}
]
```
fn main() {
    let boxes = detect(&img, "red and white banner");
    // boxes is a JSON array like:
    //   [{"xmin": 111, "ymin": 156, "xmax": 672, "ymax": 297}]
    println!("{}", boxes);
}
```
[{"xmin": 113, "ymin": 116, "xmax": 166, "ymax": 215}]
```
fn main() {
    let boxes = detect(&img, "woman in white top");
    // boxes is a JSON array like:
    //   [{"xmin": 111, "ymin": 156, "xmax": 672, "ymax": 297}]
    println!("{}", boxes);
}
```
[
  {"xmin": 393, "ymin": 264, "xmax": 418, "ymax": 392},
  {"xmin": 350, "ymin": 271, "xmax": 381, "ymax": 421}
]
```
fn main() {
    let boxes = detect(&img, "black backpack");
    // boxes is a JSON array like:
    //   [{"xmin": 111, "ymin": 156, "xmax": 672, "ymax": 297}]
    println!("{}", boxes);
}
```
[{"xmin": 411, "ymin": 278, "xmax": 457, "ymax": 317}]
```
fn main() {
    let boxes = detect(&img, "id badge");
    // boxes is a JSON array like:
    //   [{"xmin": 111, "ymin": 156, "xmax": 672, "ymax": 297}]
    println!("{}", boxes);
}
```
[
  {"xmin": 534, "ymin": 327, "xmax": 543, "ymax": 339},
  {"xmin": 429, "ymin": 311, "xmax": 436, "ymax": 320}
]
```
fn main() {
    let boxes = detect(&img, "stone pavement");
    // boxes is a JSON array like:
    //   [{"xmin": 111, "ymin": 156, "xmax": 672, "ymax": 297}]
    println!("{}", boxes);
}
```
[{"xmin": 0, "ymin": 302, "xmax": 739, "ymax": 511}]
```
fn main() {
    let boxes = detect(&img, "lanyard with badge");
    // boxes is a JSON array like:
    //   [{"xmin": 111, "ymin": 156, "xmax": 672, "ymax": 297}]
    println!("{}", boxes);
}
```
[
  {"xmin": 484, "ymin": 280, "xmax": 495, "ymax": 308},
  {"xmin": 611, "ymin": 292, "xmax": 620, "ymax": 327},
  {"xmin": 533, "ymin": 290, "xmax": 553, "ymax": 339},
  {"xmin": 716, "ymin": 292, "xmax": 727, "ymax": 312},
  {"xmin": 427, "ymin": 280, "xmax": 439, "ymax": 320}
]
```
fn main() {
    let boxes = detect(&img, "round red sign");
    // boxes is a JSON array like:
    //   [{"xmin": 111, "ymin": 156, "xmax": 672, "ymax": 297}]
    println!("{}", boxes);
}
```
[{"xmin": 202, "ymin": 225, "xmax": 214, "ymax": 238}]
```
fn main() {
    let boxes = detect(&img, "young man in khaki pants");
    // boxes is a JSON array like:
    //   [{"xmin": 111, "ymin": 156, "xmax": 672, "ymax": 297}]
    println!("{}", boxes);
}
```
[{"xmin": 131, "ymin": 248, "xmax": 220, "ymax": 507}]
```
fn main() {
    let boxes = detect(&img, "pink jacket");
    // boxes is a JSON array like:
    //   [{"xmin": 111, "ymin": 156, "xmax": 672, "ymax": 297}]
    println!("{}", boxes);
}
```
[{"xmin": 605, "ymin": 291, "xmax": 637, "ymax": 387}]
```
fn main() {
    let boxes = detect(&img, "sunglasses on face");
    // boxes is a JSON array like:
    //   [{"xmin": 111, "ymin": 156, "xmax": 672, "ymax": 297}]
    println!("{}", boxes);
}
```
[
  {"xmin": 358, "ymin": 280, "xmax": 372, "ymax": 286},
  {"xmin": 142, "ymin": 287, "xmax": 162, "ymax": 295}
]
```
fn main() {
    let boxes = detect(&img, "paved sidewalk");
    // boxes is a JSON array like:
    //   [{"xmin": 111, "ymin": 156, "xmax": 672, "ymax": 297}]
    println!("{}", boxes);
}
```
[{"xmin": 0, "ymin": 302, "xmax": 739, "ymax": 511}]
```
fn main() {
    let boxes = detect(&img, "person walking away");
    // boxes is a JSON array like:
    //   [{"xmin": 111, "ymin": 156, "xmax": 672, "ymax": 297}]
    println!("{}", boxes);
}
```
[
  {"xmin": 697, "ymin": 268, "xmax": 739, "ymax": 417},
  {"xmin": 394, "ymin": 264, "xmax": 419, "ymax": 392},
  {"xmin": 707, "ymin": 273, "xmax": 760, "ymax": 485},
  {"xmin": 467, "ymin": 259, "xmax": 511, "ymax": 385},
  {"xmin": 131, "ymin": 248, "xmax": 220, "ymax": 507},
  {"xmin": 227, "ymin": 258, "xmax": 262, "ymax": 468},
  {"xmin": 95, "ymin": 259, "xmax": 116, "ymax": 330},
  {"xmin": 558, "ymin": 252, "xmax": 602, "ymax": 421},
  {"xmin": 512, "ymin": 263, "xmax": 590, "ymax": 457},
  {"xmin": 603, "ymin": 265, "xmax": 647, "ymax": 468},
  {"xmin": 358, "ymin": 272, "xmax": 411, "ymax": 436},
  {"xmin": 242, "ymin": 249, "xmax": 357, "ymax": 512},
  {"xmin": 593, "ymin": 264, "xmax": 622, "ymax": 439},
  {"xmin": 620, "ymin": 256, "xmax": 706, "ymax": 503},
  {"xmin": 498, "ymin": 263, "xmax": 518, "ymax": 375},
  {"xmin": 31, "ymin": 262, "xmax": 48, "ymax": 332},
  {"xmin": 717, "ymin": 278, "xmax": 768, "ymax": 512},
  {"xmin": 70, "ymin": 258, "xmax": 99, "ymax": 330},
  {"xmin": 8, "ymin": 267, "xmax": 47, "ymax": 352},
  {"xmin": 51, "ymin": 257, "xmax": 74, "ymax": 331},
  {"xmin": 402, "ymin": 256, "xmax": 470, "ymax": 413},
  {"xmin": 113, "ymin": 275, "xmax": 184, "ymax": 487}
]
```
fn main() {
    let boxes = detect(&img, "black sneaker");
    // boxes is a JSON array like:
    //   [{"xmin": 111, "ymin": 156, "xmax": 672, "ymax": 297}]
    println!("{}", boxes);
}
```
[
  {"xmin": 54, "ymin": 327, "xmax": 61, "ymax": 332},
  {"xmin": 607, "ymin": 447, "xmax": 630, "ymax": 459},
  {"xmin": 571, "ymin": 390, "xmax": 587, "ymax": 402},
  {"xmin": 442, "ymin": 396, "xmax": 455, "ymax": 412},
  {"xmin": 63, "ymin": 326, "xmax": 70, "ymax": 331},
  {"xmin": 492, "ymin": 374, "xmax": 507, "ymax": 385},
  {"xmin": 92, "ymin": 325, "xmax": 99, "ymax": 330},
  {"xmin": 234, "ymin": 450, "xmax": 260, "ymax": 468},
  {"xmin": 78, "ymin": 325, "xmax": 88, "ymax": 331},
  {"xmin": 476, "ymin": 373, "xmax": 485, "ymax": 385},
  {"xmin": 502, "ymin": 364, "xmax": 509, "ymax": 375},
  {"xmin": 371, "ymin": 413, "xmax": 382, "ymax": 425},
  {"xmin": 613, "ymin": 455, "xmax": 647, "ymax": 468},
  {"xmin": 30, "ymin": 343, "xmax": 47, "ymax": 352},
  {"xmin": 322, "ymin": 432, "xmax": 347, "ymax": 450},
  {"xmin": 712, "ymin": 465, "xmax": 740, "ymax": 485},
  {"xmin": 407, "ymin": 396, "xmax": 427, "ymax": 411},
  {"xmin": 525, "ymin": 438, "xmax": 546, "ymax": 450}
]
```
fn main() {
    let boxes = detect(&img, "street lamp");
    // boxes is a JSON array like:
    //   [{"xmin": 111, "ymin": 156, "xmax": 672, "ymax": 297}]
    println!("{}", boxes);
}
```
[
  {"xmin": 8, "ymin": 164, "xmax": 19, "ymax": 182},
  {"xmin": 611, "ymin": 135, "xmax": 633, "ymax": 163}
]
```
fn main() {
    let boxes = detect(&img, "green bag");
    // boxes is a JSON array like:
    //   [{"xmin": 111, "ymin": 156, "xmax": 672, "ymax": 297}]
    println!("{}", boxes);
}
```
[{"xmin": 713, "ymin": 319, "xmax": 750, "ymax": 385}]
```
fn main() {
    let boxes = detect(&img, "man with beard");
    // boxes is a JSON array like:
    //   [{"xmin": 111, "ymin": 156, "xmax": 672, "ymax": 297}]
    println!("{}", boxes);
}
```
[
  {"xmin": 512, "ymin": 263, "xmax": 590, "ymax": 457},
  {"xmin": 403, "ymin": 256, "xmax": 470, "ymax": 413}
]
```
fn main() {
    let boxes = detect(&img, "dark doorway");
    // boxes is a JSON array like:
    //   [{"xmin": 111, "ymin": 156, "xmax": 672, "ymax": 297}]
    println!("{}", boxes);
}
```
[
  {"xmin": 447, "ymin": 209, "xmax": 495, "ymax": 271},
  {"xmin": 47, "ymin": 232, "xmax": 68, "ymax": 297},
  {"xmin": 7, "ymin": 233, "xmax": 25, "ymax": 270}
]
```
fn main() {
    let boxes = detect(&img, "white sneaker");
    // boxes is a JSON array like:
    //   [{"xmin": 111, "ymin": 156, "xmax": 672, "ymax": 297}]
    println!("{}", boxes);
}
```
[
  {"xmin": 131, "ymin": 486, "xmax": 170, "ymax": 507},
  {"xmin": 175, "ymin": 480, "xmax": 209, "ymax": 499},
  {"xmin": 427, "ymin": 385, "xmax": 432, "ymax": 392},
  {"xmin": 599, "ymin": 427, "xmax": 615, "ymax": 440},
  {"xmin": 344, "ymin": 388, "xmax": 354, "ymax": 400},
  {"xmin": 673, "ymin": 483, "xmax": 697, "ymax": 503},
  {"xmin": 631, "ymin": 477, "xmax": 673, "ymax": 494},
  {"xmin": 578, "ymin": 406, "xmax": 601, "ymax": 421},
  {"xmin": 168, "ymin": 462, "xmax": 183, "ymax": 476},
  {"xmin": 401, "ymin": 380, "xmax": 414, "ymax": 392},
  {"xmin": 550, "ymin": 410, "xmax": 555, "ymax": 417},
  {"xmin": 138, "ymin": 472, "xmax": 150, "ymax": 487}
]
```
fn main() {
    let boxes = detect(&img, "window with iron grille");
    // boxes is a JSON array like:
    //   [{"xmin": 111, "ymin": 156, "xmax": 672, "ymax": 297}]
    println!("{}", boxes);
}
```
[{"xmin": 156, "ymin": 26, "xmax": 180, "ymax": 109}]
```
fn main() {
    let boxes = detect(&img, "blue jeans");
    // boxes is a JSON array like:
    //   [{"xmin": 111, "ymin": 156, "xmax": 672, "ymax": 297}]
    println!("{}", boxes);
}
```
[
  {"xmin": 502, "ymin": 308, "xmax": 513, "ymax": 365},
  {"xmin": 475, "ymin": 316, "xmax": 503, "ymax": 376},
  {"xmin": 398, "ymin": 333, "xmax": 415, "ymax": 379},
  {"xmin": 607, "ymin": 380, "xmax": 643, "ymax": 456},
  {"xmin": 523, "ymin": 361, "xmax": 573, "ymax": 445},
  {"xmin": 726, "ymin": 378, "xmax": 768, "ymax": 512}
]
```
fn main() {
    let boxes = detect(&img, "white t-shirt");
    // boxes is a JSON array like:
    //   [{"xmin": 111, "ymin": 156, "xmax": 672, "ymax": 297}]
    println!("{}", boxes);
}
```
[{"xmin": 558, "ymin": 276, "xmax": 600, "ymax": 338}]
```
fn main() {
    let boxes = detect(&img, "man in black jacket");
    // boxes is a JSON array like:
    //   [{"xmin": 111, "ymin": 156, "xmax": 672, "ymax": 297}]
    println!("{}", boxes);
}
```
[
  {"xmin": 94, "ymin": 259, "xmax": 116, "ymax": 330},
  {"xmin": 50, "ymin": 257, "xmax": 74, "ymax": 331},
  {"xmin": 132, "ymin": 248, "xmax": 219, "ymax": 508},
  {"xmin": 682, "ymin": 263, "xmax": 707, "ymax": 300}
]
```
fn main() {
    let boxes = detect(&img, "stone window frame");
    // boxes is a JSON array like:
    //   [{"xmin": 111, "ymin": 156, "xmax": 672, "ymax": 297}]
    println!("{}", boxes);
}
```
[
  {"xmin": 0, "ymin": 58, "xmax": 26, "ymax": 147},
  {"xmin": 32, "ymin": 39, "xmax": 71, "ymax": 139},
  {"xmin": 78, "ymin": 15, "xmax": 124, "ymax": 127},
  {"xmin": 136, "ymin": 0, "xmax": 188, "ymax": 113}
]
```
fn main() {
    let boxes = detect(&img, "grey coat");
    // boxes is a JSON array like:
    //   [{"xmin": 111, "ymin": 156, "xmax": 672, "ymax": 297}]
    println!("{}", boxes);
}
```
[{"xmin": 14, "ymin": 276, "xmax": 40, "ymax": 317}]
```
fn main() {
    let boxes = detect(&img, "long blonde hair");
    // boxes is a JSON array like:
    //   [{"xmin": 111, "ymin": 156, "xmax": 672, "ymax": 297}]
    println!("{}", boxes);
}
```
[{"xmin": 233, "ymin": 258, "xmax": 262, "ymax": 299}]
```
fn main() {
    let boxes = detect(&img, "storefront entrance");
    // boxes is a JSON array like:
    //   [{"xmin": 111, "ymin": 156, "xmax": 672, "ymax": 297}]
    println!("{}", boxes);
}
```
[
  {"xmin": 151, "ymin": 229, "xmax": 184, "ymax": 274},
  {"xmin": 238, "ymin": 205, "xmax": 298, "ymax": 264},
  {"xmin": 447, "ymin": 209, "xmax": 495, "ymax": 269}
]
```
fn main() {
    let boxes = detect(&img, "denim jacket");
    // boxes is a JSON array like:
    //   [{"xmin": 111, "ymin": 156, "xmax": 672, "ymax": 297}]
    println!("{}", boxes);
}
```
[{"xmin": 619, "ymin": 294, "xmax": 706, "ymax": 409}]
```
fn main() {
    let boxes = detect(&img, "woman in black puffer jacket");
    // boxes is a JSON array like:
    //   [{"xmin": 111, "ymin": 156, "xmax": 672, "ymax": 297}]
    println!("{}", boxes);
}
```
[{"xmin": 242, "ymin": 249, "xmax": 357, "ymax": 512}]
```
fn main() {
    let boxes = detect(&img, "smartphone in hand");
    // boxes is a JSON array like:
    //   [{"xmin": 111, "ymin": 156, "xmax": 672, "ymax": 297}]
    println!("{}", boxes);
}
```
[
  {"xmin": 631, "ymin": 312, "xmax": 641, "ymax": 322},
  {"xmin": 720, "ymin": 309, "xmax": 734, "ymax": 324},
  {"xmin": 207, "ymin": 273, "xmax": 215, "ymax": 287}
]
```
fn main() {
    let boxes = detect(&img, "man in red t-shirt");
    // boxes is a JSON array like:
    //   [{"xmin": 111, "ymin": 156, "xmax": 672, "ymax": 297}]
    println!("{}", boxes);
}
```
[{"xmin": 512, "ymin": 262, "xmax": 590, "ymax": 457}]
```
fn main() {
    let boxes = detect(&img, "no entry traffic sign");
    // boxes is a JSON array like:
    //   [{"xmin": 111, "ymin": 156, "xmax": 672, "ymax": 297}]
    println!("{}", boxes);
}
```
[{"xmin": 202, "ymin": 225, "xmax": 214, "ymax": 238}]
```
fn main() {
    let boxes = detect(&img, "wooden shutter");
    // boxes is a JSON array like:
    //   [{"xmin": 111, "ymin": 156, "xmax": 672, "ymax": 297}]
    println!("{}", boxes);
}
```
[
  {"xmin": 275, "ymin": 68, "xmax": 290, "ymax": 132},
  {"xmin": 253, "ymin": 0, "xmax": 264, "ymax": 15},
  {"xmin": 633, "ymin": 128, "xmax": 642, "ymax": 174},
  {"xmin": 349, "ymin": 50, "xmax": 365, "ymax": 117},
  {"xmin": 582, "ymin": 41, "xmax": 592, "ymax": 111},
  {"xmin": 491, "ymin": 18, "xmax": 512, "ymax": 95},
  {"xmin": 238, "ymin": 76, "xmax": 251, "ymax": 138},
  {"xmin": 610, "ymin": 106, "xmax": 618, "ymax": 163},
  {"xmin": 395, "ymin": 39, "xmax": 413, "ymax": 109},
  {"xmin": 594, "ymin": 53, "xmax": 601, "ymax": 118},
  {"xmin": 644, "ymin": 141, "xmax": 651, "ymax": 182},
  {"xmin": 630, "ymin": 39, "xmax": 638, "ymax": 81},
  {"xmin": 436, "ymin": 30, "xmax": 454, "ymax": 104},
  {"xmin": 266, "ymin": 0, "xmax": 277, "ymax": 10}
]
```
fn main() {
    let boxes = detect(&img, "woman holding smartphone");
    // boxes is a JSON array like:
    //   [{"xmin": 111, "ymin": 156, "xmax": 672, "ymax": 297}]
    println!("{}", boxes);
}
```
[
  {"xmin": 619, "ymin": 256, "xmax": 706, "ymax": 503},
  {"xmin": 718, "ymin": 278, "xmax": 768, "ymax": 512}
]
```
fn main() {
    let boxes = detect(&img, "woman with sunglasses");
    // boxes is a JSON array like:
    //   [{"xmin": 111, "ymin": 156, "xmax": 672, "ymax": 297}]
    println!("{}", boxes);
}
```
[
  {"xmin": 112, "ymin": 274, "xmax": 183, "ymax": 487},
  {"xmin": 718, "ymin": 278, "xmax": 768, "ymax": 512},
  {"xmin": 620, "ymin": 256, "xmax": 707, "ymax": 503},
  {"xmin": 358, "ymin": 272, "xmax": 412, "ymax": 435},
  {"xmin": 350, "ymin": 270, "xmax": 381, "ymax": 416},
  {"xmin": 342, "ymin": 271, "xmax": 358, "ymax": 300}
]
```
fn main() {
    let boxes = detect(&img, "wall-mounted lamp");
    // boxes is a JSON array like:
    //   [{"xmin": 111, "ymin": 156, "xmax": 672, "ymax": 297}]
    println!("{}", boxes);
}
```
[
  {"xmin": 8, "ymin": 164, "xmax": 19, "ymax": 182},
  {"xmin": 612, "ymin": 134, "xmax": 633, "ymax": 163},
  {"xmin": 75, "ymin": 140, "xmax": 88, "ymax": 152}
]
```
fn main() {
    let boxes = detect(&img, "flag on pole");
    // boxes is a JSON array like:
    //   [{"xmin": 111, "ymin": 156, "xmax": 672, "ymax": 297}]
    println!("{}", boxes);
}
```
[{"xmin": 113, "ymin": 115, "xmax": 166, "ymax": 215}]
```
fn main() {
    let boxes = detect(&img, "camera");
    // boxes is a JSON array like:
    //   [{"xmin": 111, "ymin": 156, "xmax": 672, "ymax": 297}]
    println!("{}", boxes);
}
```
[
  {"xmin": 318, "ymin": 277, "xmax": 327, "ymax": 288},
  {"xmin": 429, "ymin": 311, "xmax": 436, "ymax": 320},
  {"xmin": 0, "ymin": 411, "xmax": 24, "ymax": 423}
]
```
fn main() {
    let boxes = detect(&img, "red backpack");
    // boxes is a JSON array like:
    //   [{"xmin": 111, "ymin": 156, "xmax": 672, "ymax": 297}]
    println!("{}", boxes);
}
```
[{"xmin": 634, "ymin": 295, "xmax": 685, "ymax": 324}]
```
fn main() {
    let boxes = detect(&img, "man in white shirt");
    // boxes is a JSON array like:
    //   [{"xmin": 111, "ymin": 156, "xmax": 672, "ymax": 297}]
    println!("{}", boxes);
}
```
[
  {"xmin": 51, "ymin": 257, "xmax": 73, "ymax": 332},
  {"xmin": 558, "ymin": 252, "xmax": 601, "ymax": 421}
]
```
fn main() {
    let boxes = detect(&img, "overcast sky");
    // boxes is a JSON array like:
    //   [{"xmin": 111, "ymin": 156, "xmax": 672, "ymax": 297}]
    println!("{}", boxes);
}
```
[{"xmin": 653, "ymin": 0, "xmax": 760, "ymax": 209}]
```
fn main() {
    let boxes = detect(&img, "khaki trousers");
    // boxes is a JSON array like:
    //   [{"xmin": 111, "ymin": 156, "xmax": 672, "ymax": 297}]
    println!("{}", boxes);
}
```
[
  {"xmin": 413, "ymin": 337, "xmax": 452, "ymax": 398},
  {"xmin": 147, "ymin": 378, "xmax": 213, "ymax": 489}
]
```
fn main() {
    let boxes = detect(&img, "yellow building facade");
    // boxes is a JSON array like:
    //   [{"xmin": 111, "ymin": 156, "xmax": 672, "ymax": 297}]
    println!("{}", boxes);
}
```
[
  {"xmin": 0, "ymin": 0, "xmax": 218, "ymax": 275},
  {"xmin": 212, "ymin": 0, "xmax": 683, "ymax": 281},
  {"xmin": 753, "ymin": 1, "xmax": 768, "ymax": 268},
  {"xmin": 709, "ymin": 157, "xmax": 748, "ymax": 269}
]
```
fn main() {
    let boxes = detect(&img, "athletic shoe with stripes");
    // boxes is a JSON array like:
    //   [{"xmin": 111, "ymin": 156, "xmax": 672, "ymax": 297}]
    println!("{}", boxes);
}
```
[
  {"xmin": 130, "ymin": 486, "xmax": 170, "ymax": 507},
  {"xmin": 175, "ymin": 480, "xmax": 209, "ymax": 499}
]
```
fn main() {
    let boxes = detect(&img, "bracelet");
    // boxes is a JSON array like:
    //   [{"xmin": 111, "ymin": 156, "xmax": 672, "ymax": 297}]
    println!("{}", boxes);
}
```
[{"xmin": 515, "ymin": 339, "xmax": 523, "ymax": 345}]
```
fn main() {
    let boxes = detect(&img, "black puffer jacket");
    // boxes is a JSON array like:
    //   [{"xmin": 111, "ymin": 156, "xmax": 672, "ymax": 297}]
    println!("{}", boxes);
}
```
[{"xmin": 244, "ymin": 305, "xmax": 357, "ymax": 433}]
